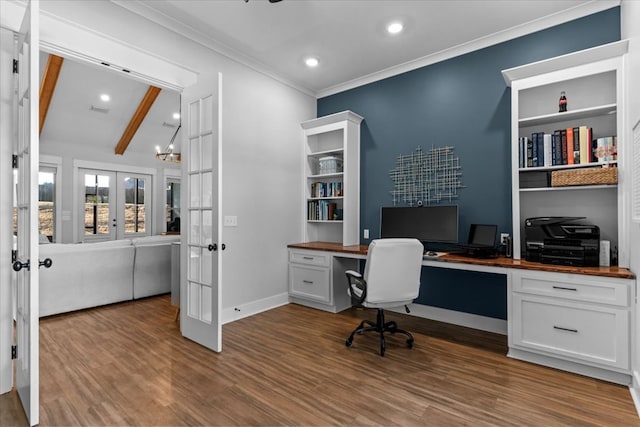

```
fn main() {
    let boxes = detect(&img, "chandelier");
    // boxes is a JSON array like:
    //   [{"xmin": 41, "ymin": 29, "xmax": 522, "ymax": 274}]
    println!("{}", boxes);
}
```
[
  {"xmin": 156, "ymin": 123, "xmax": 181, "ymax": 162},
  {"xmin": 156, "ymin": 95, "xmax": 182, "ymax": 162}
]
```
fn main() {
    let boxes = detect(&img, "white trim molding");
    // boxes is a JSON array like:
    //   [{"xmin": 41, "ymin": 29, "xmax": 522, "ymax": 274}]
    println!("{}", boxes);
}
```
[
  {"xmin": 390, "ymin": 303, "xmax": 508, "ymax": 335},
  {"xmin": 221, "ymin": 293, "xmax": 290, "ymax": 325}
]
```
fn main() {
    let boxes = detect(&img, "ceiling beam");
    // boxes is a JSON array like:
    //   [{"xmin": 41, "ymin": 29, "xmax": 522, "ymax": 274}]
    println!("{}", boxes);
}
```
[
  {"xmin": 114, "ymin": 85, "xmax": 162, "ymax": 155},
  {"xmin": 39, "ymin": 54, "xmax": 64, "ymax": 135}
]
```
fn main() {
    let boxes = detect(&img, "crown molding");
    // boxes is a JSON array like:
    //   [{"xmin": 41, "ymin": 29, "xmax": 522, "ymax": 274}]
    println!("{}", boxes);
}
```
[
  {"xmin": 66, "ymin": 0, "xmax": 619, "ymax": 99},
  {"xmin": 317, "ymin": 0, "xmax": 621, "ymax": 98},
  {"xmin": 110, "ymin": 0, "xmax": 316, "ymax": 98}
]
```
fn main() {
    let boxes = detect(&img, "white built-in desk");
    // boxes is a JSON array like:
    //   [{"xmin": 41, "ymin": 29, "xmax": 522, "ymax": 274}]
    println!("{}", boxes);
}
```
[{"xmin": 287, "ymin": 241, "xmax": 635, "ymax": 385}]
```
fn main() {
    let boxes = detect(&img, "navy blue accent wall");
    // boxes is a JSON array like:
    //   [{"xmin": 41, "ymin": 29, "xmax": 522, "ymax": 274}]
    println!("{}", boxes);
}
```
[{"xmin": 318, "ymin": 8, "xmax": 621, "ymax": 320}]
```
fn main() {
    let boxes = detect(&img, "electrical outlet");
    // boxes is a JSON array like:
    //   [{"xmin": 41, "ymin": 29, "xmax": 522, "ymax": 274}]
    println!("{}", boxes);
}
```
[
  {"xmin": 224, "ymin": 215, "xmax": 238, "ymax": 227},
  {"xmin": 500, "ymin": 233, "xmax": 509, "ymax": 245},
  {"xmin": 363, "ymin": 229, "xmax": 370, "ymax": 239}
]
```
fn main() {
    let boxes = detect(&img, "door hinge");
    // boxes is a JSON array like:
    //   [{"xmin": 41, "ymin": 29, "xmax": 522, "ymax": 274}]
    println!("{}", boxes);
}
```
[
  {"xmin": 11, "ymin": 345, "xmax": 17, "ymax": 360},
  {"xmin": 12, "ymin": 59, "xmax": 18, "ymax": 74},
  {"xmin": 11, "ymin": 249, "xmax": 17, "ymax": 263},
  {"xmin": 12, "ymin": 154, "xmax": 18, "ymax": 169}
]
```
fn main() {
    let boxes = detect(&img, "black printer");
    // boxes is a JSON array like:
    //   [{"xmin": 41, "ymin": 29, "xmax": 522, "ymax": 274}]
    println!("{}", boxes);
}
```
[{"xmin": 524, "ymin": 217, "xmax": 600, "ymax": 267}]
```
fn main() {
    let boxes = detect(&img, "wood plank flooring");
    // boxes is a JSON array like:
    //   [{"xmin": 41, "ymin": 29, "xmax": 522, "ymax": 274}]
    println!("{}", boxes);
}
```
[{"xmin": 2, "ymin": 295, "xmax": 639, "ymax": 426}]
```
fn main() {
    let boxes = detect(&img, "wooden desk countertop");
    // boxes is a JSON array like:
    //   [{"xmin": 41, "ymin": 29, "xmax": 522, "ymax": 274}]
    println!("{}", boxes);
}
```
[{"xmin": 287, "ymin": 241, "xmax": 634, "ymax": 280}]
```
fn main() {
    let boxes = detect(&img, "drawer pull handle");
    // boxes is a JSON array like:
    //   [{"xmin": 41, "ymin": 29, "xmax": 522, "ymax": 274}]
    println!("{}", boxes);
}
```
[
  {"xmin": 302, "ymin": 280, "xmax": 314, "ymax": 284},
  {"xmin": 552, "ymin": 286, "xmax": 577, "ymax": 291},
  {"xmin": 553, "ymin": 326, "xmax": 578, "ymax": 333},
  {"xmin": 302, "ymin": 257, "xmax": 314, "ymax": 260}
]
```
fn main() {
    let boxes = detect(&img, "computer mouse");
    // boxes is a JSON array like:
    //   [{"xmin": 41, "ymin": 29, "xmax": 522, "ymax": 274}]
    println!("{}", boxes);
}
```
[{"xmin": 426, "ymin": 251, "xmax": 437, "ymax": 257}]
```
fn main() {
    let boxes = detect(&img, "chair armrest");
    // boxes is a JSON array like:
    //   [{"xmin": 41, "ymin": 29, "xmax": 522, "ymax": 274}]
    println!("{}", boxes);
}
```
[
  {"xmin": 345, "ymin": 270, "xmax": 361, "ymax": 278},
  {"xmin": 345, "ymin": 270, "xmax": 366, "ymax": 306}
]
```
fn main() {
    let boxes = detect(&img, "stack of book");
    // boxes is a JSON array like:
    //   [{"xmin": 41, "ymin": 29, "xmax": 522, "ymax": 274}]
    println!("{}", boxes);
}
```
[
  {"xmin": 307, "ymin": 200, "xmax": 339, "ymax": 221},
  {"xmin": 310, "ymin": 181, "xmax": 343, "ymax": 198},
  {"xmin": 519, "ymin": 126, "xmax": 617, "ymax": 168}
]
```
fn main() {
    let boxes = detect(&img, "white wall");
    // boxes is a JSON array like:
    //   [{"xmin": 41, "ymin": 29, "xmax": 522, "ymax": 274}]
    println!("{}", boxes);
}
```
[
  {"xmin": 621, "ymin": 0, "xmax": 640, "ymax": 414},
  {"xmin": 33, "ymin": 2, "xmax": 315, "ymax": 313},
  {"xmin": 0, "ymin": 26, "xmax": 15, "ymax": 395}
]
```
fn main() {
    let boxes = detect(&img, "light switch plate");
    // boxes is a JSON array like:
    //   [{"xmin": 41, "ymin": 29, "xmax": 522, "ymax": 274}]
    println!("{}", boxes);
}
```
[{"xmin": 224, "ymin": 215, "xmax": 238, "ymax": 227}]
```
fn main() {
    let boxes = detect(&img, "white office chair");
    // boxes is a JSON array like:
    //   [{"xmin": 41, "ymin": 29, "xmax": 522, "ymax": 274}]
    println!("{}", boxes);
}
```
[{"xmin": 345, "ymin": 238, "xmax": 423, "ymax": 356}]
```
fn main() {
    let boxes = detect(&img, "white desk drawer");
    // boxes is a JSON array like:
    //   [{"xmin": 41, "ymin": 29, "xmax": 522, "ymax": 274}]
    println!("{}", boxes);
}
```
[
  {"xmin": 289, "ymin": 264, "xmax": 331, "ymax": 303},
  {"xmin": 512, "ymin": 270, "xmax": 630, "ymax": 307},
  {"xmin": 289, "ymin": 250, "xmax": 330, "ymax": 267},
  {"xmin": 512, "ymin": 294, "xmax": 629, "ymax": 370}
]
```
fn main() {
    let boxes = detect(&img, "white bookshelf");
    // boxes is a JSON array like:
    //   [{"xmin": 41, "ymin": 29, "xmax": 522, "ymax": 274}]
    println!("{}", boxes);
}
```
[
  {"xmin": 502, "ymin": 40, "xmax": 629, "ymax": 267},
  {"xmin": 300, "ymin": 111, "xmax": 363, "ymax": 246}
]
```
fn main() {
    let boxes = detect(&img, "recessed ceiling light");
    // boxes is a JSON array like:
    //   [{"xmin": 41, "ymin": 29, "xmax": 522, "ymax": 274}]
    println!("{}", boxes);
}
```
[
  {"xmin": 305, "ymin": 57, "xmax": 319, "ymax": 67},
  {"xmin": 172, "ymin": 112, "xmax": 180, "ymax": 120},
  {"xmin": 100, "ymin": 93, "xmax": 110, "ymax": 102},
  {"xmin": 387, "ymin": 22, "xmax": 403, "ymax": 35}
]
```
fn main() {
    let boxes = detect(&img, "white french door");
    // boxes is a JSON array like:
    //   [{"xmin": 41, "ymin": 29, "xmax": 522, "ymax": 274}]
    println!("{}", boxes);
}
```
[
  {"xmin": 180, "ymin": 74, "xmax": 222, "ymax": 352},
  {"xmin": 79, "ymin": 169, "xmax": 151, "ymax": 241},
  {"xmin": 12, "ymin": 0, "xmax": 40, "ymax": 424}
]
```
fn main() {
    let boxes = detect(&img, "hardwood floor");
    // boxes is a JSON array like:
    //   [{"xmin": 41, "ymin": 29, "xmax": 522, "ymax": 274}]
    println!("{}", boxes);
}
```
[{"xmin": 2, "ymin": 295, "xmax": 639, "ymax": 426}]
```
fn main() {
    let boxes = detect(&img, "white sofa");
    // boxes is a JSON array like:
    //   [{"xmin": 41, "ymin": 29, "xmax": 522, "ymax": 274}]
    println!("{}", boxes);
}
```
[
  {"xmin": 39, "ymin": 235, "xmax": 180, "ymax": 317},
  {"xmin": 132, "ymin": 236, "xmax": 179, "ymax": 299}
]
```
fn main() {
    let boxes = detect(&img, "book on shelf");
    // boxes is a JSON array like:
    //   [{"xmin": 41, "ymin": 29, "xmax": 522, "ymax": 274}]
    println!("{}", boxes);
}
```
[
  {"xmin": 566, "ymin": 127, "xmax": 574, "ymax": 165},
  {"xmin": 310, "ymin": 181, "xmax": 343, "ymax": 198},
  {"xmin": 307, "ymin": 200, "xmax": 339, "ymax": 221},
  {"xmin": 594, "ymin": 136, "xmax": 617, "ymax": 162},
  {"xmin": 543, "ymin": 133, "xmax": 552, "ymax": 167},
  {"xmin": 519, "ymin": 125, "xmax": 608, "ymax": 168}
]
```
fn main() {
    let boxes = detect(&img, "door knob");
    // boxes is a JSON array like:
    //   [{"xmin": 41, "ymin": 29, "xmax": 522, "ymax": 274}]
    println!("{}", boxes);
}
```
[
  {"xmin": 39, "ymin": 258, "xmax": 53, "ymax": 269},
  {"xmin": 12, "ymin": 260, "xmax": 30, "ymax": 272},
  {"xmin": 221, "ymin": 244, "xmax": 226, "ymax": 250},
  {"xmin": 208, "ymin": 243, "xmax": 217, "ymax": 251}
]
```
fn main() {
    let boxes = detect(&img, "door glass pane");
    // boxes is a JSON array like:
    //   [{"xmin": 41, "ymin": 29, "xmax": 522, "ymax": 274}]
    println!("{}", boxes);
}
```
[
  {"xmin": 202, "ymin": 171, "xmax": 212, "ymax": 208},
  {"xmin": 202, "ymin": 95, "xmax": 213, "ymax": 133},
  {"xmin": 189, "ymin": 174, "xmax": 200, "ymax": 208},
  {"xmin": 84, "ymin": 173, "xmax": 110, "ymax": 235},
  {"xmin": 202, "ymin": 133, "xmax": 213, "ymax": 170},
  {"xmin": 202, "ymin": 285, "xmax": 212, "ymax": 323},
  {"xmin": 188, "ymin": 281, "xmax": 200, "ymax": 319},
  {"xmin": 189, "ymin": 137, "xmax": 200, "ymax": 173},
  {"xmin": 189, "ymin": 211, "xmax": 200, "ymax": 245},
  {"xmin": 202, "ymin": 249, "xmax": 212, "ymax": 285},
  {"xmin": 202, "ymin": 210, "xmax": 212, "ymax": 246},
  {"xmin": 38, "ymin": 171, "xmax": 54, "ymax": 242},
  {"xmin": 123, "ymin": 177, "xmax": 145, "ymax": 234},
  {"xmin": 188, "ymin": 246, "xmax": 200, "ymax": 282}
]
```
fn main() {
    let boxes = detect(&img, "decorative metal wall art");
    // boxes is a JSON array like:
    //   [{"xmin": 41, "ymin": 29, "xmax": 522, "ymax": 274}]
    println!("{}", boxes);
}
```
[{"xmin": 389, "ymin": 146, "xmax": 463, "ymax": 206}]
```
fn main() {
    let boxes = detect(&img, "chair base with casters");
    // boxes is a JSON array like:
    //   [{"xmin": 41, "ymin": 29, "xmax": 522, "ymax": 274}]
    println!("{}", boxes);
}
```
[{"xmin": 345, "ymin": 306, "xmax": 414, "ymax": 356}]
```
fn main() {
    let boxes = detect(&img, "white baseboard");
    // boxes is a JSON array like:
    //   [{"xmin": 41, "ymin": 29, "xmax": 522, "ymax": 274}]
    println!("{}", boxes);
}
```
[
  {"xmin": 631, "ymin": 370, "xmax": 640, "ymax": 416},
  {"xmin": 221, "ymin": 292, "xmax": 289, "ymax": 325},
  {"xmin": 223, "ymin": 297, "xmax": 507, "ymax": 335},
  {"xmin": 390, "ymin": 303, "xmax": 508, "ymax": 335}
]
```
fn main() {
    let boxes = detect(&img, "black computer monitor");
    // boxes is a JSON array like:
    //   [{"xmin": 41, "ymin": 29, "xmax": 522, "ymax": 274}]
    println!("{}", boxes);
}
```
[{"xmin": 380, "ymin": 205, "xmax": 458, "ymax": 245}]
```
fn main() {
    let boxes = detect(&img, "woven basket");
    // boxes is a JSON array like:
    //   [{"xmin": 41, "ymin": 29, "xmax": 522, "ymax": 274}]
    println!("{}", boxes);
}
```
[{"xmin": 551, "ymin": 167, "xmax": 617, "ymax": 187}]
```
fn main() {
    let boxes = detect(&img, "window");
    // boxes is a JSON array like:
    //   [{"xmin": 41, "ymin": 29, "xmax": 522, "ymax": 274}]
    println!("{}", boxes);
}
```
[
  {"xmin": 83, "ymin": 172, "xmax": 114, "ymax": 237},
  {"xmin": 38, "ymin": 169, "xmax": 56, "ymax": 242},
  {"xmin": 123, "ymin": 176, "xmax": 146, "ymax": 234},
  {"xmin": 166, "ymin": 178, "xmax": 180, "ymax": 232}
]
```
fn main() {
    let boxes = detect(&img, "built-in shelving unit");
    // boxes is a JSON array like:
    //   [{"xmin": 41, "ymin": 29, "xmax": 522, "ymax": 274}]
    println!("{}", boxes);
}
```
[
  {"xmin": 502, "ymin": 40, "xmax": 634, "ymax": 385},
  {"xmin": 300, "ymin": 110, "xmax": 363, "ymax": 246},
  {"xmin": 503, "ymin": 40, "xmax": 629, "ymax": 266}
]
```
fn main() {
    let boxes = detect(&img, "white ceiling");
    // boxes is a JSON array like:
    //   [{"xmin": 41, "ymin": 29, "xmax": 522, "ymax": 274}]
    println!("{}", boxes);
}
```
[{"xmin": 40, "ymin": 0, "xmax": 616, "ymax": 157}]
